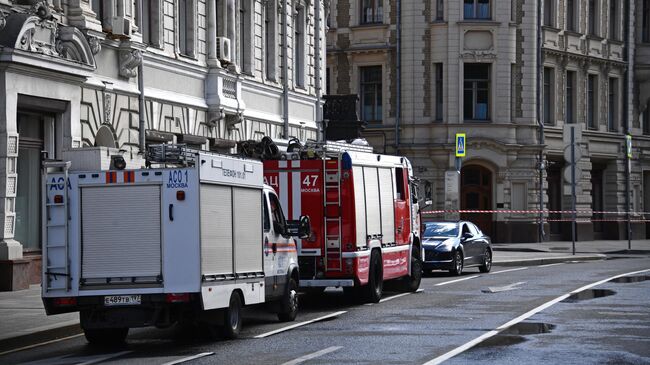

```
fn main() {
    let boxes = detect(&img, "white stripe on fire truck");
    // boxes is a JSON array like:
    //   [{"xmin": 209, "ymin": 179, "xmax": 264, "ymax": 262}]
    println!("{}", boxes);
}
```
[
  {"xmin": 292, "ymin": 171, "xmax": 301, "ymax": 220},
  {"xmin": 291, "ymin": 160, "xmax": 300, "ymax": 168},
  {"xmin": 279, "ymin": 160, "xmax": 288, "ymax": 168},
  {"xmin": 280, "ymin": 171, "xmax": 288, "ymax": 217}
]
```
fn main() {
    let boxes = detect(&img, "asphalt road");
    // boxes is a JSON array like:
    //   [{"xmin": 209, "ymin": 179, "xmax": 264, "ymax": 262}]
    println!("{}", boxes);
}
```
[{"xmin": 2, "ymin": 256, "xmax": 649, "ymax": 365}]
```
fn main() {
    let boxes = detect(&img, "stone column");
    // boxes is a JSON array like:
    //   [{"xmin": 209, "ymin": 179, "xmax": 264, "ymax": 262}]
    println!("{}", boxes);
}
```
[
  {"xmin": 0, "ymin": 88, "xmax": 21, "ymax": 261},
  {"xmin": 207, "ymin": 0, "xmax": 220, "ymax": 66}
]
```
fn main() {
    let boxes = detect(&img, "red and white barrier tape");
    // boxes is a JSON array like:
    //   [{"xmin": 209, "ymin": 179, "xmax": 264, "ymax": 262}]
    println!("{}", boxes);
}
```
[{"xmin": 421, "ymin": 209, "xmax": 650, "ymax": 215}]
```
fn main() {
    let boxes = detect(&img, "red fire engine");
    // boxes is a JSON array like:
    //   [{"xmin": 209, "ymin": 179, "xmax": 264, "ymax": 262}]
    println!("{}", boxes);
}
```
[{"xmin": 261, "ymin": 140, "xmax": 422, "ymax": 303}]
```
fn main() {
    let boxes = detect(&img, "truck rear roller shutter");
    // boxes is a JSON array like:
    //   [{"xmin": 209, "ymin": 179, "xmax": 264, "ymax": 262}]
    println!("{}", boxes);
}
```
[
  {"xmin": 233, "ymin": 187, "xmax": 263, "ymax": 274},
  {"xmin": 378, "ymin": 168, "xmax": 395, "ymax": 244},
  {"xmin": 352, "ymin": 166, "xmax": 366, "ymax": 247},
  {"xmin": 200, "ymin": 184, "xmax": 233, "ymax": 275},
  {"xmin": 81, "ymin": 185, "xmax": 162, "ymax": 281},
  {"xmin": 363, "ymin": 167, "xmax": 381, "ymax": 237}
]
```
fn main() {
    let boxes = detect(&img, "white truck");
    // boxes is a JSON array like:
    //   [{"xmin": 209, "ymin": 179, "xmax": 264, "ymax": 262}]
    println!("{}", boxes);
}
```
[{"xmin": 41, "ymin": 145, "xmax": 309, "ymax": 344}]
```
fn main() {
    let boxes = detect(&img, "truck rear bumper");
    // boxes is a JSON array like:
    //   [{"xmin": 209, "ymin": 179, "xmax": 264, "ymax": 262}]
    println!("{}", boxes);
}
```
[{"xmin": 300, "ymin": 279, "xmax": 355, "ymax": 287}]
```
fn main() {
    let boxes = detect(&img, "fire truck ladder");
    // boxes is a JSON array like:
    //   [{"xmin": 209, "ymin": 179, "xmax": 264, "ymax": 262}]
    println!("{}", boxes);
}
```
[
  {"xmin": 42, "ymin": 161, "xmax": 72, "ymax": 292},
  {"xmin": 323, "ymin": 154, "xmax": 343, "ymax": 271}
]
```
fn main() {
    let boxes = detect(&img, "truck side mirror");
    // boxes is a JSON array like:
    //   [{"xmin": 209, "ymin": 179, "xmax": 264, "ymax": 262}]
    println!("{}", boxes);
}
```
[
  {"xmin": 285, "ymin": 215, "xmax": 311, "ymax": 238},
  {"xmin": 273, "ymin": 221, "xmax": 286, "ymax": 235}
]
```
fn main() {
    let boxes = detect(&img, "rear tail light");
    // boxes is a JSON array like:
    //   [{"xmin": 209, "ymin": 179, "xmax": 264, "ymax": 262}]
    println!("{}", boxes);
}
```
[
  {"xmin": 165, "ymin": 293, "xmax": 191, "ymax": 303},
  {"xmin": 344, "ymin": 258, "xmax": 354, "ymax": 273},
  {"xmin": 176, "ymin": 190, "xmax": 186, "ymax": 201},
  {"xmin": 53, "ymin": 297, "xmax": 77, "ymax": 306},
  {"xmin": 54, "ymin": 195, "xmax": 64, "ymax": 204}
]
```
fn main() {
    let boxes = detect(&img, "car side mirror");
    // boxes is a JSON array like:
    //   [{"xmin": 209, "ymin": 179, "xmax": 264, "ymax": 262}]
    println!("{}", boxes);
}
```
[{"xmin": 285, "ymin": 215, "xmax": 311, "ymax": 238}]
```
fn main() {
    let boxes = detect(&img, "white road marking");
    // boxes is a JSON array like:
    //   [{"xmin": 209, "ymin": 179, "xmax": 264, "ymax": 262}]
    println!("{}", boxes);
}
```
[
  {"xmin": 481, "ymin": 281, "xmax": 526, "ymax": 293},
  {"xmin": 160, "ymin": 352, "xmax": 215, "ymax": 365},
  {"xmin": 538, "ymin": 263, "xmax": 564, "ymax": 268},
  {"xmin": 280, "ymin": 346, "xmax": 342, "ymax": 365},
  {"xmin": 490, "ymin": 267, "xmax": 528, "ymax": 275},
  {"xmin": 0, "ymin": 333, "xmax": 84, "ymax": 357},
  {"xmin": 380, "ymin": 292, "xmax": 412, "ymax": 303},
  {"xmin": 77, "ymin": 351, "xmax": 133, "ymax": 365},
  {"xmin": 422, "ymin": 268, "xmax": 650, "ymax": 365},
  {"xmin": 416, "ymin": 288, "xmax": 424, "ymax": 293},
  {"xmin": 254, "ymin": 311, "xmax": 347, "ymax": 338},
  {"xmin": 434, "ymin": 275, "xmax": 480, "ymax": 286}
]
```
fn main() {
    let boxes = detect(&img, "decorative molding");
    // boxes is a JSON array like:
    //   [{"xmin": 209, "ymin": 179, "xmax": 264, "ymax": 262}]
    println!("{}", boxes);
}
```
[
  {"xmin": 459, "ymin": 50, "xmax": 497, "ymax": 61},
  {"xmin": 118, "ymin": 45, "xmax": 143, "ymax": 78}
]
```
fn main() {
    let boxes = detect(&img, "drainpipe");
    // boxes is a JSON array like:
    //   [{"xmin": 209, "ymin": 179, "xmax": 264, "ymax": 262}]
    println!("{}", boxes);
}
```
[
  {"xmin": 623, "ymin": 0, "xmax": 632, "ymax": 247},
  {"xmin": 282, "ymin": 0, "xmax": 290, "ymax": 139},
  {"xmin": 138, "ymin": 0, "xmax": 146, "ymax": 153},
  {"xmin": 395, "ymin": 0, "xmax": 401, "ymax": 152},
  {"xmin": 537, "ymin": 0, "xmax": 545, "ymax": 242},
  {"xmin": 314, "ymin": 0, "xmax": 323, "ymax": 141}
]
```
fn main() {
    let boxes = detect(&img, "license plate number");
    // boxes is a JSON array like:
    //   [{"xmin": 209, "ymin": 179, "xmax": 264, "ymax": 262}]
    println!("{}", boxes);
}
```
[{"xmin": 104, "ymin": 295, "xmax": 141, "ymax": 306}]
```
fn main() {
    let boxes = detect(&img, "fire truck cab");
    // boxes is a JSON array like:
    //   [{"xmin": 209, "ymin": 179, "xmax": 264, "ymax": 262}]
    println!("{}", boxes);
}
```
[{"xmin": 263, "ymin": 141, "xmax": 422, "ymax": 302}]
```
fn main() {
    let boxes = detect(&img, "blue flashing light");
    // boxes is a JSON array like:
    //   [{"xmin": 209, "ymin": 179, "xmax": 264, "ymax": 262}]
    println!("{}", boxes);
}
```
[{"xmin": 342, "ymin": 152, "xmax": 352, "ymax": 170}]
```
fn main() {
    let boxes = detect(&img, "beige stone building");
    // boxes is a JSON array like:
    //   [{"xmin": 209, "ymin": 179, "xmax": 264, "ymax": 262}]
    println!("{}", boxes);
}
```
[
  {"xmin": 327, "ymin": 0, "xmax": 647, "ymax": 242},
  {"xmin": 0, "ymin": 0, "xmax": 326, "ymax": 290}
]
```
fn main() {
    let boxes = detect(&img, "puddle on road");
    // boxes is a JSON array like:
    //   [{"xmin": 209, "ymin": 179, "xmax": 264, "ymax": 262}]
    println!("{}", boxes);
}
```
[
  {"xmin": 562, "ymin": 289, "xmax": 616, "ymax": 302},
  {"xmin": 475, "ymin": 322, "xmax": 555, "ymax": 348},
  {"xmin": 609, "ymin": 275, "xmax": 650, "ymax": 283}
]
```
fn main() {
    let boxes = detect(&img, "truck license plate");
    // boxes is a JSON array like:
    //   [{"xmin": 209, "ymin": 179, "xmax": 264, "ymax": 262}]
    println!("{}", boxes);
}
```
[{"xmin": 104, "ymin": 295, "xmax": 141, "ymax": 306}]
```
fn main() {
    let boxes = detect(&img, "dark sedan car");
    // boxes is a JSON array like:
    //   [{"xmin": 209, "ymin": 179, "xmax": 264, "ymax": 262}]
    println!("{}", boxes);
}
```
[{"xmin": 421, "ymin": 221, "xmax": 492, "ymax": 276}]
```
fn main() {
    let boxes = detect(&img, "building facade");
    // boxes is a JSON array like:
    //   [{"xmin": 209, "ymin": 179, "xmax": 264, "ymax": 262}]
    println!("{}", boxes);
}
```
[
  {"xmin": 327, "ymin": 0, "xmax": 646, "ymax": 242},
  {"xmin": 0, "ymin": 0, "xmax": 326, "ymax": 290}
]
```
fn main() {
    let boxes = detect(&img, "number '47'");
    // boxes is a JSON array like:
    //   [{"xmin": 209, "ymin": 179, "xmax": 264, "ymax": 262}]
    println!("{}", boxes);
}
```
[{"xmin": 302, "ymin": 175, "xmax": 318, "ymax": 187}]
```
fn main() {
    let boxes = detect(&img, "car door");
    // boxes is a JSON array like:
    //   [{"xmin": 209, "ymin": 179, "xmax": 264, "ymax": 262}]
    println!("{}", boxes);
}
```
[
  {"xmin": 460, "ymin": 223, "xmax": 478, "ymax": 264},
  {"xmin": 268, "ymin": 191, "xmax": 293, "ymax": 298},
  {"xmin": 263, "ymin": 192, "xmax": 277, "ymax": 299},
  {"xmin": 470, "ymin": 222, "xmax": 489, "ymax": 258}
]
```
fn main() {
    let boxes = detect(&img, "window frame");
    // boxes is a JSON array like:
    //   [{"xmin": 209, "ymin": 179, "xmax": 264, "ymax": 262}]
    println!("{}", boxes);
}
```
[
  {"xmin": 588, "ymin": 0, "xmax": 600, "ymax": 36},
  {"xmin": 178, "ymin": 0, "xmax": 196, "ymax": 58},
  {"xmin": 609, "ymin": 0, "xmax": 619, "ymax": 40},
  {"xmin": 543, "ymin": 0, "xmax": 556, "ymax": 27},
  {"xmin": 463, "ymin": 63, "xmax": 491, "ymax": 121},
  {"xmin": 565, "ymin": 70, "xmax": 576, "ymax": 123},
  {"xmin": 463, "ymin": 0, "xmax": 491, "ymax": 20},
  {"xmin": 643, "ymin": 0, "xmax": 650, "ymax": 43},
  {"xmin": 608, "ymin": 77, "xmax": 619, "ymax": 132},
  {"xmin": 265, "ymin": 0, "xmax": 278, "ymax": 81},
  {"xmin": 587, "ymin": 74, "xmax": 598, "ymax": 130},
  {"xmin": 359, "ymin": 65, "xmax": 383, "ymax": 123},
  {"xmin": 543, "ymin": 67, "xmax": 555, "ymax": 125},
  {"xmin": 360, "ymin": 0, "xmax": 384, "ymax": 25},
  {"xmin": 435, "ymin": 0, "xmax": 444, "ymax": 21},
  {"xmin": 435, "ymin": 63, "xmax": 444, "ymax": 121},
  {"xmin": 566, "ymin": 0, "xmax": 578, "ymax": 31},
  {"xmin": 294, "ymin": 3, "xmax": 306, "ymax": 88}
]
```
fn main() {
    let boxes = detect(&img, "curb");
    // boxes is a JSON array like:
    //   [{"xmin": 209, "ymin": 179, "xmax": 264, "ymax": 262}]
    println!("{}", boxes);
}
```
[
  {"xmin": 0, "ymin": 322, "xmax": 82, "ymax": 356},
  {"xmin": 493, "ymin": 254, "xmax": 607, "ymax": 267}
]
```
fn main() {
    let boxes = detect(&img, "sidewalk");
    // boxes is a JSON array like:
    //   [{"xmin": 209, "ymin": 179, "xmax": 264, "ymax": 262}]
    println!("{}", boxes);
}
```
[{"xmin": 1, "ymin": 240, "xmax": 648, "ymax": 354}]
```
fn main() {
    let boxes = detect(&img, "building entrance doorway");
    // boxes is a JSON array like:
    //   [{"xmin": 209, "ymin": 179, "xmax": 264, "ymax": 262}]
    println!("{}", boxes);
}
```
[
  {"xmin": 15, "ymin": 112, "xmax": 55, "ymax": 252},
  {"xmin": 460, "ymin": 165, "xmax": 493, "ymax": 237}
]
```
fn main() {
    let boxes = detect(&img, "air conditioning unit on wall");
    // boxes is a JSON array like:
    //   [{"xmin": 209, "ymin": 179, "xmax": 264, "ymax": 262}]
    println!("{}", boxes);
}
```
[
  {"xmin": 216, "ymin": 37, "xmax": 231, "ymax": 63},
  {"xmin": 111, "ymin": 17, "xmax": 132, "ymax": 37}
]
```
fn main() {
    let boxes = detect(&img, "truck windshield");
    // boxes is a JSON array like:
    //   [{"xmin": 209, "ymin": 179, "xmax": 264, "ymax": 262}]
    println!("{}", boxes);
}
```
[{"xmin": 423, "ymin": 222, "xmax": 459, "ymax": 238}]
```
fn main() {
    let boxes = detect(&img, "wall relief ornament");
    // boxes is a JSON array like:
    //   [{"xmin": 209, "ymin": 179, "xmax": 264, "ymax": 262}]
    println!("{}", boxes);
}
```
[{"xmin": 118, "ymin": 48, "xmax": 143, "ymax": 78}]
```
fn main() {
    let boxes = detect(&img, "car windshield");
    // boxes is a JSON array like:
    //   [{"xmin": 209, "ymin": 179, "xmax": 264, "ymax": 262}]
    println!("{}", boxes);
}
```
[{"xmin": 423, "ymin": 223, "xmax": 459, "ymax": 238}]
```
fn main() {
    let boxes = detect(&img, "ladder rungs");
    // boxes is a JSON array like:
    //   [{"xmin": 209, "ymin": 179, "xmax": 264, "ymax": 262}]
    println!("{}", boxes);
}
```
[
  {"xmin": 46, "ymin": 203, "xmax": 66, "ymax": 207},
  {"xmin": 47, "ymin": 224, "xmax": 66, "ymax": 228}
]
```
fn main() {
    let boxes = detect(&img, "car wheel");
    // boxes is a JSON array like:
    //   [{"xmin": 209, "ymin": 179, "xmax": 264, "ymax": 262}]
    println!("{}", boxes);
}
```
[
  {"xmin": 278, "ymin": 278, "xmax": 299, "ymax": 322},
  {"xmin": 222, "ymin": 292, "xmax": 243, "ymax": 339},
  {"xmin": 363, "ymin": 250, "xmax": 383, "ymax": 303},
  {"xmin": 84, "ymin": 328, "xmax": 128, "ymax": 345},
  {"xmin": 449, "ymin": 250, "xmax": 463, "ymax": 276},
  {"xmin": 479, "ymin": 249, "xmax": 492, "ymax": 273}
]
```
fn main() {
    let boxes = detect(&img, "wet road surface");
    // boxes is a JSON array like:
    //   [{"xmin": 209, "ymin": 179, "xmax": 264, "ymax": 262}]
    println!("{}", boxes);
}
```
[{"xmin": 2, "ymin": 256, "xmax": 649, "ymax": 365}]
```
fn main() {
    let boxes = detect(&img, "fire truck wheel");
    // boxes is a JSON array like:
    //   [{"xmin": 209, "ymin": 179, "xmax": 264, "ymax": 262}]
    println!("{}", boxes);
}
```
[
  {"xmin": 401, "ymin": 248, "xmax": 422, "ymax": 292},
  {"xmin": 222, "ymin": 292, "xmax": 243, "ymax": 339},
  {"xmin": 364, "ymin": 250, "xmax": 383, "ymax": 303},
  {"xmin": 278, "ymin": 278, "xmax": 299, "ymax": 322},
  {"xmin": 449, "ymin": 250, "xmax": 464, "ymax": 276},
  {"xmin": 83, "ymin": 327, "xmax": 129, "ymax": 345}
]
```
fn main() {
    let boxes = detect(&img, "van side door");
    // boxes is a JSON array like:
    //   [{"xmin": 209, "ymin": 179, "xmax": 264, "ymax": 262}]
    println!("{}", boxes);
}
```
[{"xmin": 263, "ymin": 191, "xmax": 277, "ymax": 299}]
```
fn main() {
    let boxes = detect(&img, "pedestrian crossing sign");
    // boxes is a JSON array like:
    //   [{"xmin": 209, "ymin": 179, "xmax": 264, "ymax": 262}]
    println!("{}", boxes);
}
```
[{"xmin": 455, "ymin": 133, "xmax": 466, "ymax": 157}]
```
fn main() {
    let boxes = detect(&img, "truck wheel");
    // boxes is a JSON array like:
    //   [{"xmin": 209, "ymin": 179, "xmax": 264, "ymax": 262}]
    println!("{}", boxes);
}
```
[
  {"xmin": 84, "ymin": 328, "xmax": 128, "ymax": 345},
  {"xmin": 400, "ymin": 248, "xmax": 422, "ymax": 292},
  {"xmin": 222, "ymin": 292, "xmax": 243, "ymax": 339},
  {"xmin": 278, "ymin": 278, "xmax": 299, "ymax": 322},
  {"xmin": 363, "ymin": 250, "xmax": 383, "ymax": 303}
]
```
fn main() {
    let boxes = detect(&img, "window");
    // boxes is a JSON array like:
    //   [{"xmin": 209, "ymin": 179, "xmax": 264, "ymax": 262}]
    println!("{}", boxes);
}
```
[
  {"xmin": 566, "ymin": 71, "xmax": 575, "ymax": 123},
  {"xmin": 361, "ymin": 0, "xmax": 383, "ymax": 24},
  {"xmin": 587, "ymin": 74, "xmax": 598, "ymax": 129},
  {"xmin": 644, "ymin": 0, "xmax": 650, "ymax": 42},
  {"xmin": 608, "ymin": 77, "xmax": 618, "ymax": 132},
  {"xmin": 436, "ymin": 0, "xmax": 444, "ymax": 20},
  {"xmin": 269, "ymin": 193, "xmax": 286, "ymax": 228},
  {"xmin": 326, "ymin": 67, "xmax": 331, "ymax": 95},
  {"xmin": 435, "ymin": 63, "xmax": 443, "ymax": 121},
  {"xmin": 464, "ymin": 0, "xmax": 490, "ymax": 20},
  {"xmin": 178, "ymin": 0, "xmax": 195, "ymax": 57},
  {"xmin": 263, "ymin": 194, "xmax": 271, "ymax": 231},
  {"xmin": 265, "ymin": 0, "xmax": 277, "ymax": 80},
  {"xmin": 239, "ymin": 0, "xmax": 253, "ymax": 73},
  {"xmin": 588, "ymin": 0, "xmax": 599, "ymax": 36},
  {"xmin": 567, "ymin": 0, "xmax": 577, "ymax": 31},
  {"xmin": 360, "ymin": 66, "xmax": 383, "ymax": 122},
  {"xmin": 294, "ymin": 5, "xmax": 305, "ymax": 87},
  {"xmin": 644, "ymin": 110, "xmax": 650, "ymax": 135},
  {"xmin": 543, "ymin": 0, "xmax": 555, "ymax": 26},
  {"xmin": 139, "ymin": 0, "xmax": 161, "ymax": 47},
  {"xmin": 92, "ymin": 0, "xmax": 104, "ymax": 22},
  {"xmin": 395, "ymin": 167, "xmax": 407, "ymax": 201},
  {"xmin": 543, "ymin": 67, "xmax": 555, "ymax": 125},
  {"xmin": 609, "ymin": 0, "xmax": 619, "ymax": 40},
  {"xmin": 463, "ymin": 63, "xmax": 490, "ymax": 121}
]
